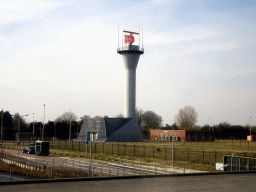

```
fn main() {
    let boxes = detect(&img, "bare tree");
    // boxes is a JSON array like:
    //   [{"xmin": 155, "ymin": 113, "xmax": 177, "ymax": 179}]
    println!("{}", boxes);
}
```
[
  {"xmin": 175, "ymin": 105, "xmax": 198, "ymax": 129},
  {"xmin": 135, "ymin": 108, "xmax": 144, "ymax": 129},
  {"xmin": 143, "ymin": 110, "xmax": 163, "ymax": 129},
  {"xmin": 55, "ymin": 112, "xmax": 78, "ymax": 124},
  {"xmin": 116, "ymin": 114, "xmax": 124, "ymax": 118}
]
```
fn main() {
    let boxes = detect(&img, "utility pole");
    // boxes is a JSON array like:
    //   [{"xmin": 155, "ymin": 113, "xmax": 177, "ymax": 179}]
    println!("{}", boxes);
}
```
[
  {"xmin": 250, "ymin": 117, "xmax": 252, "ymax": 136},
  {"xmin": 42, "ymin": 104, "xmax": 46, "ymax": 140},
  {"xmin": 172, "ymin": 120, "xmax": 174, "ymax": 167},
  {"xmin": 33, "ymin": 113, "xmax": 34, "ymax": 140},
  {"xmin": 1, "ymin": 109, "xmax": 3, "ymax": 142},
  {"xmin": 69, "ymin": 109, "xmax": 72, "ymax": 143},
  {"xmin": 17, "ymin": 114, "xmax": 28, "ymax": 160}
]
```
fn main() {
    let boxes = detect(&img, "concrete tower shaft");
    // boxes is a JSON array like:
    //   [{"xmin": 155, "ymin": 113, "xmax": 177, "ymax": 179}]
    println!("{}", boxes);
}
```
[{"xmin": 118, "ymin": 44, "xmax": 144, "ymax": 118}]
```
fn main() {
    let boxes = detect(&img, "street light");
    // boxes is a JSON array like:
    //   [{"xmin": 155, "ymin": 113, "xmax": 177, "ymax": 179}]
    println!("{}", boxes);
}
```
[
  {"xmin": 250, "ymin": 117, "xmax": 252, "ymax": 136},
  {"xmin": 69, "ymin": 109, "xmax": 72, "ymax": 143},
  {"xmin": 172, "ymin": 122, "xmax": 174, "ymax": 167},
  {"xmin": 17, "ymin": 114, "xmax": 29, "ymax": 160},
  {"xmin": 32, "ymin": 113, "xmax": 34, "ymax": 141},
  {"xmin": 1, "ymin": 108, "xmax": 3, "ymax": 142},
  {"xmin": 55, "ymin": 122, "xmax": 57, "ymax": 138},
  {"xmin": 209, "ymin": 117, "xmax": 211, "ymax": 131},
  {"xmin": 42, "ymin": 104, "xmax": 46, "ymax": 141}
]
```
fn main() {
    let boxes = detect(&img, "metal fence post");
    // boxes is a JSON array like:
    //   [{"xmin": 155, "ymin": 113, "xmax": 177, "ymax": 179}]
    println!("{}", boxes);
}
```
[
  {"xmin": 202, "ymin": 150, "xmax": 204, "ymax": 165},
  {"xmin": 51, "ymin": 166, "xmax": 53, "ymax": 179},
  {"xmin": 231, "ymin": 156, "xmax": 233, "ymax": 171},
  {"xmin": 123, "ymin": 164, "xmax": 125, "ymax": 176},
  {"xmin": 239, "ymin": 158, "xmax": 241, "ymax": 171},
  {"xmin": 187, "ymin": 149, "xmax": 189, "ymax": 162},
  {"xmin": 10, "ymin": 167, "xmax": 12, "ymax": 182},
  {"xmin": 112, "ymin": 143, "xmax": 113, "ymax": 156}
]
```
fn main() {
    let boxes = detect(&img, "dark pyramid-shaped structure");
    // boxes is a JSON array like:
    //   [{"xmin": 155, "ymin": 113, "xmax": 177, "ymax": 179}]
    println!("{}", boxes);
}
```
[{"xmin": 74, "ymin": 117, "xmax": 143, "ymax": 142}]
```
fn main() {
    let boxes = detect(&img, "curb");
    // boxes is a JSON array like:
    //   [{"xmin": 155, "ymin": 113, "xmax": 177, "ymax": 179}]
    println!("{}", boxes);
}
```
[{"xmin": 1, "ymin": 170, "xmax": 256, "ymax": 185}]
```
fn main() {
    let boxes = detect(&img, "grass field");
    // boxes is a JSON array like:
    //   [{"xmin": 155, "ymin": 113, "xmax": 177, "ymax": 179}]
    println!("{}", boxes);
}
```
[{"xmin": 2, "ymin": 139, "xmax": 256, "ymax": 172}]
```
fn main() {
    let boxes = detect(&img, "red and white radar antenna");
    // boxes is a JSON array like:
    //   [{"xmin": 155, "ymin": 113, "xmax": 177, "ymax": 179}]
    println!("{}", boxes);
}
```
[{"xmin": 123, "ymin": 30, "xmax": 139, "ymax": 45}]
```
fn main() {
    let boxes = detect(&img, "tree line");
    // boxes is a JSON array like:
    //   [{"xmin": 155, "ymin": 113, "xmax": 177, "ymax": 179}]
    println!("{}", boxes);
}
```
[{"xmin": 0, "ymin": 107, "xmax": 254, "ymax": 140}]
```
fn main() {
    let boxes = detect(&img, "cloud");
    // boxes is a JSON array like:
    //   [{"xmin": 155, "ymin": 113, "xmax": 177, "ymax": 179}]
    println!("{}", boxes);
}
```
[
  {"xmin": 144, "ymin": 25, "xmax": 220, "ymax": 45},
  {"xmin": 0, "ymin": 0, "xmax": 65, "ymax": 25}
]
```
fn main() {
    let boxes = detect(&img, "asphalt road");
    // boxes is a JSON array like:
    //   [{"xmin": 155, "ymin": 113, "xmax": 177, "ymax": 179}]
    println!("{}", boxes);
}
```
[
  {"xmin": 1, "ymin": 149, "xmax": 165, "ymax": 177},
  {"xmin": 0, "ymin": 173, "xmax": 256, "ymax": 192}
]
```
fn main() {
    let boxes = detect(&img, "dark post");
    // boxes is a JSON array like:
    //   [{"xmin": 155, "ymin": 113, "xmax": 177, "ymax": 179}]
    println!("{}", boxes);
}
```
[
  {"xmin": 174, "ymin": 147, "xmax": 175, "ymax": 161},
  {"xmin": 153, "ymin": 146, "xmax": 155, "ymax": 158},
  {"xmin": 254, "ymin": 154, "xmax": 255, "ymax": 168},
  {"xmin": 79, "ymin": 141, "xmax": 80, "ymax": 152},
  {"xmin": 165, "ymin": 147, "xmax": 167, "ymax": 161},
  {"xmin": 112, "ymin": 143, "xmax": 113, "ymax": 156},
  {"xmin": 202, "ymin": 150, "xmax": 204, "ymax": 165},
  {"xmin": 187, "ymin": 149, "xmax": 189, "ymax": 162},
  {"xmin": 124, "ymin": 144, "xmax": 126, "ymax": 156}
]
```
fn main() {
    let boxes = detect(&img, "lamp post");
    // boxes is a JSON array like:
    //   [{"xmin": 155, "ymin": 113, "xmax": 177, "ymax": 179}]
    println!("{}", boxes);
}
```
[
  {"xmin": 69, "ymin": 109, "xmax": 72, "ymax": 143},
  {"xmin": 172, "ymin": 120, "xmax": 174, "ymax": 167},
  {"xmin": 55, "ymin": 122, "xmax": 57, "ymax": 138},
  {"xmin": 42, "ymin": 104, "xmax": 46, "ymax": 141},
  {"xmin": 209, "ymin": 117, "xmax": 211, "ymax": 131},
  {"xmin": 17, "ymin": 114, "xmax": 29, "ymax": 160},
  {"xmin": 1, "ymin": 108, "xmax": 3, "ymax": 142},
  {"xmin": 32, "ymin": 113, "xmax": 34, "ymax": 141},
  {"xmin": 250, "ymin": 117, "xmax": 252, "ymax": 136}
]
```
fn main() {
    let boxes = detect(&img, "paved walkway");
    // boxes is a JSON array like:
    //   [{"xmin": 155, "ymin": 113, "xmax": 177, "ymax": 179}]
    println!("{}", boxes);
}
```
[{"xmin": 1, "ymin": 173, "xmax": 256, "ymax": 192}]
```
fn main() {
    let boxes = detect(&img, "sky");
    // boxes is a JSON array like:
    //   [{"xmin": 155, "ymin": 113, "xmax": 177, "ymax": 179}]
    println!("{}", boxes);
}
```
[{"xmin": 0, "ymin": 0, "xmax": 255, "ymax": 127}]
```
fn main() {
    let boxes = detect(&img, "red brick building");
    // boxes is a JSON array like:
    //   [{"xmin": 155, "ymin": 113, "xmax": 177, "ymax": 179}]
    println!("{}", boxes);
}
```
[{"xmin": 150, "ymin": 129, "xmax": 215, "ymax": 142}]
